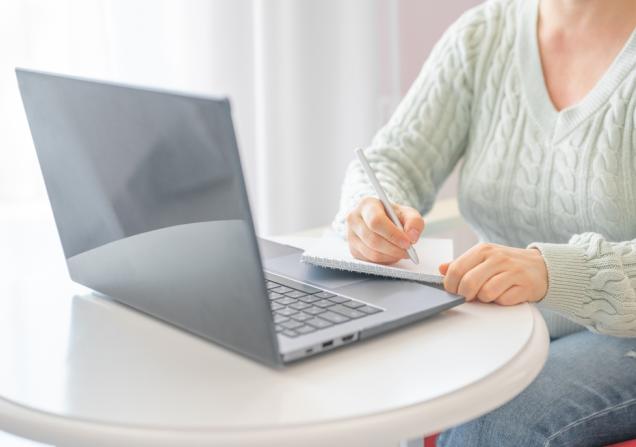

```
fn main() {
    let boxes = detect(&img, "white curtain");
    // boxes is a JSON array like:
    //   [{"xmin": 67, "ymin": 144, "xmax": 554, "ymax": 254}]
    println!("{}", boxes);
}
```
[{"xmin": 0, "ymin": 0, "xmax": 401, "ymax": 235}]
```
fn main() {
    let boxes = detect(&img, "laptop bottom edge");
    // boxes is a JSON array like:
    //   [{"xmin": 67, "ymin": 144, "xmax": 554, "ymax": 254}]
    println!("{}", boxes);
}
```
[{"xmin": 281, "ymin": 299, "xmax": 463, "ymax": 364}]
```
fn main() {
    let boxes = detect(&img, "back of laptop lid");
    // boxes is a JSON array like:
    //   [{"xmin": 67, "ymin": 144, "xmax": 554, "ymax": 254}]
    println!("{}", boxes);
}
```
[{"xmin": 17, "ymin": 69, "xmax": 281, "ymax": 367}]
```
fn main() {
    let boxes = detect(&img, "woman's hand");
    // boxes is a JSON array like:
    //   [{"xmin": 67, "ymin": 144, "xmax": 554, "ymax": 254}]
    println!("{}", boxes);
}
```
[
  {"xmin": 439, "ymin": 243, "xmax": 548, "ymax": 305},
  {"xmin": 346, "ymin": 197, "xmax": 424, "ymax": 264}
]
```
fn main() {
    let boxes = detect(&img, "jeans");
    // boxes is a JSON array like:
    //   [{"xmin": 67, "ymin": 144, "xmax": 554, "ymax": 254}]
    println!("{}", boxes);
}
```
[{"xmin": 438, "ymin": 330, "xmax": 636, "ymax": 447}]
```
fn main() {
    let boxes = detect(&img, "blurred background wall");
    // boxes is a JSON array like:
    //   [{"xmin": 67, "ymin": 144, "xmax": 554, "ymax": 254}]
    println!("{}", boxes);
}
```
[{"xmin": 0, "ymin": 0, "xmax": 481, "ymax": 237}]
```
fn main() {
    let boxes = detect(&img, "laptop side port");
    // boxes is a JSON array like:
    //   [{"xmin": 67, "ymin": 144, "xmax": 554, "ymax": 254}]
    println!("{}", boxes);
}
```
[{"xmin": 282, "ymin": 332, "xmax": 361, "ymax": 363}]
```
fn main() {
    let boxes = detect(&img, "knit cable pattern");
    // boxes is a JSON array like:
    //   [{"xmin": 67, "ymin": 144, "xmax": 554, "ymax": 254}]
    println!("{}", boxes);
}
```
[
  {"xmin": 333, "ymin": 0, "xmax": 636, "ymax": 337},
  {"xmin": 332, "ymin": 3, "xmax": 487, "ymax": 236}
]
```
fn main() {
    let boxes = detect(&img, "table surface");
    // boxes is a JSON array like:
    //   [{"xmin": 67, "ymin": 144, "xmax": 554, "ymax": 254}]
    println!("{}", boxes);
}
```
[{"xmin": 0, "ymin": 205, "xmax": 549, "ymax": 447}]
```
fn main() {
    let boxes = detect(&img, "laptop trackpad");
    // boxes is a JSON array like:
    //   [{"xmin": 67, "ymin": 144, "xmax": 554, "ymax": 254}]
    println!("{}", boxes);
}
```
[{"xmin": 263, "ymin": 252, "xmax": 367, "ymax": 290}]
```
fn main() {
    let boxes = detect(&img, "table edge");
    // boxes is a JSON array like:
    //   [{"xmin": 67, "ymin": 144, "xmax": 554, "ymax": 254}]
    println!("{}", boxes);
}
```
[{"xmin": 0, "ymin": 306, "xmax": 549, "ymax": 446}]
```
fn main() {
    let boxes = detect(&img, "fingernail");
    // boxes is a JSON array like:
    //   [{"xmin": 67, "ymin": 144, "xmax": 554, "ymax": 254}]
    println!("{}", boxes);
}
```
[{"xmin": 408, "ymin": 229, "xmax": 419, "ymax": 243}]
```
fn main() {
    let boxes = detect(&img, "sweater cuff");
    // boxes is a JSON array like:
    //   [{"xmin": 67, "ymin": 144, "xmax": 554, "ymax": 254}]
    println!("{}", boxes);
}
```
[{"xmin": 527, "ymin": 242, "xmax": 590, "ymax": 318}]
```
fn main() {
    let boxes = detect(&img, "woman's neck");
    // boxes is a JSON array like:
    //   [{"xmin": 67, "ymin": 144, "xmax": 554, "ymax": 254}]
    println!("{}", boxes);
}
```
[
  {"xmin": 536, "ymin": 0, "xmax": 636, "ymax": 111},
  {"xmin": 540, "ymin": 0, "xmax": 636, "ymax": 34}
]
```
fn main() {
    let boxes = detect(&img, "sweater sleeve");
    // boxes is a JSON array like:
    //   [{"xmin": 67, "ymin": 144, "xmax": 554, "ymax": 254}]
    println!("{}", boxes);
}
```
[
  {"xmin": 529, "ymin": 233, "xmax": 636, "ymax": 337},
  {"xmin": 331, "ymin": 7, "xmax": 486, "ymax": 236}
]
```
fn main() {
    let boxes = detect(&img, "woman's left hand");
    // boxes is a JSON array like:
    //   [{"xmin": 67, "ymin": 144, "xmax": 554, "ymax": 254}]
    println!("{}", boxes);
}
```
[{"xmin": 439, "ymin": 243, "xmax": 549, "ymax": 305}]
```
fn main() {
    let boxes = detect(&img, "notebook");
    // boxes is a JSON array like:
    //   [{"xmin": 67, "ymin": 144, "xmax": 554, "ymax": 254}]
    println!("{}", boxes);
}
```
[{"xmin": 301, "ymin": 235, "xmax": 453, "ymax": 283}]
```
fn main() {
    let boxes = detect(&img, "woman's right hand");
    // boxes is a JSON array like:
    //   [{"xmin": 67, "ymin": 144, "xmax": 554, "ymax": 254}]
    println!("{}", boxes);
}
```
[{"xmin": 345, "ymin": 197, "xmax": 425, "ymax": 264}]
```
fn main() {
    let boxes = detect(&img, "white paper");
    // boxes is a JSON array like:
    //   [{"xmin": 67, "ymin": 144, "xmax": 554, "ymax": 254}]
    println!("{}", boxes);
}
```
[{"xmin": 301, "ymin": 236, "xmax": 453, "ymax": 283}]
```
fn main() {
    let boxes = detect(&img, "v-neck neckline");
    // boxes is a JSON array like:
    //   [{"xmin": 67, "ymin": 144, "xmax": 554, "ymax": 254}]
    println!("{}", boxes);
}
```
[{"xmin": 517, "ymin": 0, "xmax": 636, "ymax": 142}]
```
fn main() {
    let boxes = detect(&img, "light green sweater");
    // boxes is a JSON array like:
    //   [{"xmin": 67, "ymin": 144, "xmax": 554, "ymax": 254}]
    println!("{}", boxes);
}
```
[{"xmin": 333, "ymin": 0, "xmax": 636, "ymax": 338}]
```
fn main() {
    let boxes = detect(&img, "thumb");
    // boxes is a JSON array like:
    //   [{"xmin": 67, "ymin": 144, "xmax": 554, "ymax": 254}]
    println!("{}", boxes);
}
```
[
  {"xmin": 439, "ymin": 262, "xmax": 450, "ymax": 275},
  {"xmin": 394, "ymin": 204, "xmax": 424, "ymax": 243}
]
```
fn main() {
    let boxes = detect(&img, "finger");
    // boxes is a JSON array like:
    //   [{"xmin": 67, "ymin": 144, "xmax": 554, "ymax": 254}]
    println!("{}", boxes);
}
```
[
  {"xmin": 456, "ymin": 258, "xmax": 507, "ymax": 301},
  {"xmin": 360, "ymin": 200, "xmax": 411, "ymax": 249},
  {"xmin": 476, "ymin": 272, "xmax": 516, "ymax": 303},
  {"xmin": 494, "ymin": 285, "xmax": 526, "ymax": 306},
  {"xmin": 443, "ymin": 243, "xmax": 495, "ymax": 294},
  {"xmin": 347, "ymin": 223, "xmax": 360, "ymax": 257},
  {"xmin": 349, "ymin": 244, "xmax": 365, "ymax": 261},
  {"xmin": 350, "ymin": 245, "xmax": 389, "ymax": 265},
  {"xmin": 439, "ymin": 262, "xmax": 450, "ymax": 275},
  {"xmin": 349, "ymin": 214, "xmax": 408, "ymax": 259},
  {"xmin": 348, "ymin": 232, "xmax": 402, "ymax": 264},
  {"xmin": 394, "ymin": 205, "xmax": 425, "ymax": 243}
]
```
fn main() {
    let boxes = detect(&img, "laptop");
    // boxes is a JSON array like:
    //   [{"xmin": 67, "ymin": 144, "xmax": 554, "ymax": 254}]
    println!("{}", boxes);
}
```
[{"xmin": 16, "ymin": 69, "xmax": 463, "ymax": 367}]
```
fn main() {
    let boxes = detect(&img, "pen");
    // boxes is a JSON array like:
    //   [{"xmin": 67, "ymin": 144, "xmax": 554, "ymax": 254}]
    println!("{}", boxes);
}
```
[{"xmin": 355, "ymin": 148, "xmax": 420, "ymax": 264}]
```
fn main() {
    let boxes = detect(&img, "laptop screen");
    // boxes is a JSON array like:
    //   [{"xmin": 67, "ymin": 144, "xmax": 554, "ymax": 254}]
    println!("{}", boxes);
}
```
[
  {"xmin": 19, "ymin": 71, "xmax": 247, "ymax": 259},
  {"xmin": 17, "ymin": 70, "xmax": 281, "ymax": 367}
]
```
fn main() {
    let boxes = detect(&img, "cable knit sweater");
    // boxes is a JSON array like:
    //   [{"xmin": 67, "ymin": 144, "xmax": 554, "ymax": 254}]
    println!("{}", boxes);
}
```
[{"xmin": 333, "ymin": 0, "xmax": 636, "ymax": 338}]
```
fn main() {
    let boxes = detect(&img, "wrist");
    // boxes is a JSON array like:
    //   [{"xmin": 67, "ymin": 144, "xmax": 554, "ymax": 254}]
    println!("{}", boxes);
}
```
[{"xmin": 528, "ymin": 247, "xmax": 548, "ymax": 302}]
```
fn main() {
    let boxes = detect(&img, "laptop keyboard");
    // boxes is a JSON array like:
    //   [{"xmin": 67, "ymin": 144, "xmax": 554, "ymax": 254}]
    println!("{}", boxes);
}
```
[{"xmin": 264, "ymin": 275, "xmax": 383, "ymax": 338}]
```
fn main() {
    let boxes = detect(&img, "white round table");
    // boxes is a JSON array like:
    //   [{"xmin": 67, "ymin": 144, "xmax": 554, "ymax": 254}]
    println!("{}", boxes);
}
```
[{"xmin": 0, "ymin": 207, "xmax": 549, "ymax": 447}]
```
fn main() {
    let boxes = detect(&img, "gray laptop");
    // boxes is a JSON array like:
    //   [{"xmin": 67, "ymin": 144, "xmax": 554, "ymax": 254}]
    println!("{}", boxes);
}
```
[{"xmin": 16, "ymin": 69, "xmax": 463, "ymax": 367}]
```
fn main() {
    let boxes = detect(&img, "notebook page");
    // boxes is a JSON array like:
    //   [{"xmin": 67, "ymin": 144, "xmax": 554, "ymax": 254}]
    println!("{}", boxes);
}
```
[{"xmin": 301, "ymin": 236, "xmax": 453, "ymax": 283}]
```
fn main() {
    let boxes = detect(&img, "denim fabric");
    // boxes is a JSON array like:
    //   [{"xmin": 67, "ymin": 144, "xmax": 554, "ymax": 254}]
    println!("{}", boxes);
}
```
[{"xmin": 438, "ymin": 330, "xmax": 636, "ymax": 447}]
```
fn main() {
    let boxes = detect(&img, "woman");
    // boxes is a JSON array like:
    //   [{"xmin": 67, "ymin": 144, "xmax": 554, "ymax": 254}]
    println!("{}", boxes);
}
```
[{"xmin": 333, "ymin": 0, "xmax": 636, "ymax": 444}]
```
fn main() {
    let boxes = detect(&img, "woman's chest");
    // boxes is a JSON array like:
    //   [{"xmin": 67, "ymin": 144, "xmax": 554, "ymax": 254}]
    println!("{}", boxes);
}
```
[{"xmin": 459, "ymin": 101, "xmax": 636, "ymax": 247}]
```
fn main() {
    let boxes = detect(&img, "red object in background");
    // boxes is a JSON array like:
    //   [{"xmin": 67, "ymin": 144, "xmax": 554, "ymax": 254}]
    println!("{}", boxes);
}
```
[
  {"xmin": 424, "ymin": 435, "xmax": 636, "ymax": 446},
  {"xmin": 424, "ymin": 434, "xmax": 438, "ymax": 447}
]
